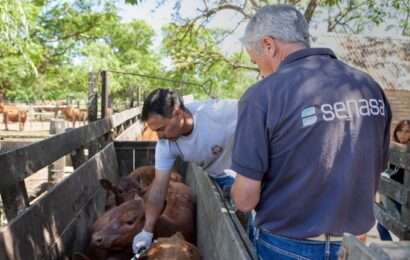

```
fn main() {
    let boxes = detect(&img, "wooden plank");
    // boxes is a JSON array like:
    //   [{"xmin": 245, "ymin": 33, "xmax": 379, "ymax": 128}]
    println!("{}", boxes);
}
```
[
  {"xmin": 114, "ymin": 141, "xmax": 156, "ymax": 177},
  {"xmin": 379, "ymin": 176, "xmax": 410, "ymax": 207},
  {"xmin": 0, "ymin": 108, "xmax": 140, "ymax": 193},
  {"xmin": 374, "ymin": 203, "xmax": 410, "ymax": 240},
  {"xmin": 0, "ymin": 118, "xmax": 112, "ymax": 193},
  {"xmin": 88, "ymin": 72, "xmax": 98, "ymax": 157},
  {"xmin": 87, "ymin": 72, "xmax": 98, "ymax": 122},
  {"xmin": 70, "ymin": 147, "xmax": 87, "ymax": 169},
  {"xmin": 48, "ymin": 120, "xmax": 66, "ymax": 185},
  {"xmin": 0, "ymin": 143, "xmax": 120, "ymax": 260},
  {"xmin": 1, "ymin": 181, "xmax": 29, "ymax": 220},
  {"xmin": 340, "ymin": 234, "xmax": 381, "ymax": 260},
  {"xmin": 100, "ymin": 70, "xmax": 109, "ymax": 119},
  {"xmin": 115, "ymin": 121, "xmax": 143, "ymax": 141},
  {"xmin": 186, "ymin": 164, "xmax": 257, "ymax": 260},
  {"xmin": 0, "ymin": 141, "xmax": 33, "ymax": 153},
  {"xmin": 388, "ymin": 146, "xmax": 410, "ymax": 171},
  {"xmin": 111, "ymin": 107, "xmax": 140, "ymax": 128},
  {"xmin": 369, "ymin": 241, "xmax": 410, "ymax": 259}
]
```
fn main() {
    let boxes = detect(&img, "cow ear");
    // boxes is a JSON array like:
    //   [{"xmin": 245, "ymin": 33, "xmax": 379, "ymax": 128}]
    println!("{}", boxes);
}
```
[
  {"xmin": 99, "ymin": 179, "xmax": 113, "ymax": 191},
  {"xmin": 174, "ymin": 232, "xmax": 185, "ymax": 240},
  {"xmin": 134, "ymin": 194, "xmax": 143, "ymax": 202}
]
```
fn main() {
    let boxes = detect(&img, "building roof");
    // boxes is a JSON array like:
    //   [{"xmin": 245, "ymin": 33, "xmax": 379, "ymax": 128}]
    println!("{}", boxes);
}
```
[{"xmin": 312, "ymin": 33, "xmax": 410, "ymax": 91}]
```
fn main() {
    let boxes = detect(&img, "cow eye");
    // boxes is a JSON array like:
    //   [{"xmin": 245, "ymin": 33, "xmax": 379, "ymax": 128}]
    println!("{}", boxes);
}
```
[{"xmin": 126, "ymin": 220, "xmax": 134, "ymax": 225}]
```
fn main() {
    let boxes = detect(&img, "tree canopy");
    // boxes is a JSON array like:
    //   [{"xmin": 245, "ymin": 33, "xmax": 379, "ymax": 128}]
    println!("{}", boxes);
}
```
[
  {"xmin": 1, "ymin": 0, "xmax": 409, "ymax": 102},
  {"xmin": 0, "ymin": 0, "xmax": 161, "ymax": 103}
]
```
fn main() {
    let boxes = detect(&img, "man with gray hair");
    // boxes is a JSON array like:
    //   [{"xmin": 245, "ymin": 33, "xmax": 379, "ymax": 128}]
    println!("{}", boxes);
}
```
[{"xmin": 230, "ymin": 4, "xmax": 391, "ymax": 259}]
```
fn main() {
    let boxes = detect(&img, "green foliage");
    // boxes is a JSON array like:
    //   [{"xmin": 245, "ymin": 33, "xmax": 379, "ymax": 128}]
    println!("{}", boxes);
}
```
[
  {"xmin": 161, "ymin": 23, "xmax": 255, "ymax": 99},
  {"xmin": 0, "ymin": 0, "xmax": 160, "ymax": 103}
]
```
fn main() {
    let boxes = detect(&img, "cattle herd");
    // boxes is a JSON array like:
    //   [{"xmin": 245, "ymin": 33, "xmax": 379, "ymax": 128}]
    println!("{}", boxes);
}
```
[
  {"xmin": 0, "ymin": 102, "xmax": 90, "ymax": 131},
  {"xmin": 73, "ymin": 165, "xmax": 199, "ymax": 260}
]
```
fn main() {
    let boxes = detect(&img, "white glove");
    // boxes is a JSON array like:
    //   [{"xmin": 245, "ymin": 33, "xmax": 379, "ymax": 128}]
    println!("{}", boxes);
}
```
[
  {"xmin": 132, "ymin": 229, "xmax": 153, "ymax": 255},
  {"xmin": 223, "ymin": 169, "xmax": 237, "ymax": 179}
]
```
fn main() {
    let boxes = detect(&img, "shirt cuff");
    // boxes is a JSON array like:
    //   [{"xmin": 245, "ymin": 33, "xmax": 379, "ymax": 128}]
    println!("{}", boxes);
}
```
[{"xmin": 231, "ymin": 161, "xmax": 265, "ymax": 181}]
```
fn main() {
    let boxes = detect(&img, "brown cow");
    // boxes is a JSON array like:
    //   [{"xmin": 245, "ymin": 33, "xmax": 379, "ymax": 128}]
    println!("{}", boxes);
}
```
[
  {"xmin": 100, "ymin": 166, "xmax": 182, "ymax": 210},
  {"xmin": 75, "ymin": 233, "xmax": 199, "ymax": 260},
  {"xmin": 0, "ymin": 103, "xmax": 27, "ymax": 131},
  {"xmin": 61, "ymin": 106, "xmax": 81, "ymax": 127},
  {"xmin": 78, "ymin": 109, "xmax": 88, "ymax": 123},
  {"xmin": 155, "ymin": 181, "xmax": 195, "ymax": 243},
  {"xmin": 91, "ymin": 197, "xmax": 145, "ymax": 251},
  {"xmin": 139, "ymin": 232, "xmax": 200, "ymax": 260},
  {"xmin": 89, "ymin": 176, "xmax": 195, "ymax": 257},
  {"xmin": 137, "ymin": 123, "xmax": 158, "ymax": 141}
]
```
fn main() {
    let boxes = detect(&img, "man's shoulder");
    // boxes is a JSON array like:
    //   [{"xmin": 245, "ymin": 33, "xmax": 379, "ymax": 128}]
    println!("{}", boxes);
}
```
[
  {"xmin": 240, "ymin": 76, "xmax": 281, "ymax": 104},
  {"xmin": 187, "ymin": 99, "xmax": 238, "ymax": 115}
]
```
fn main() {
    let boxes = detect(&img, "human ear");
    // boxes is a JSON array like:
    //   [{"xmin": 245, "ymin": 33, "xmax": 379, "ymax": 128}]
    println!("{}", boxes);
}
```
[{"xmin": 263, "ymin": 37, "xmax": 276, "ymax": 57}]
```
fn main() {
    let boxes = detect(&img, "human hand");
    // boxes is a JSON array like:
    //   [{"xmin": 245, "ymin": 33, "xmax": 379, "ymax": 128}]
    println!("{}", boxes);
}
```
[{"xmin": 132, "ymin": 229, "xmax": 153, "ymax": 255}]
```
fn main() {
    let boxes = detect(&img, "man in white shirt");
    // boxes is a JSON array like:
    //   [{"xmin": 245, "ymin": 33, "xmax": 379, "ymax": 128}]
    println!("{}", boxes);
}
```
[{"xmin": 132, "ymin": 88, "xmax": 237, "ymax": 255}]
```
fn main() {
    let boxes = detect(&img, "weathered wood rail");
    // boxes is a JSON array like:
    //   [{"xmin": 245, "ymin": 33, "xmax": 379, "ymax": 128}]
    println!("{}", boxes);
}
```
[
  {"xmin": 0, "ymin": 107, "xmax": 141, "ymax": 221},
  {"xmin": 340, "ymin": 234, "xmax": 410, "ymax": 259},
  {"xmin": 0, "ymin": 139, "xmax": 256, "ymax": 260},
  {"xmin": 375, "ymin": 142, "xmax": 410, "ymax": 240}
]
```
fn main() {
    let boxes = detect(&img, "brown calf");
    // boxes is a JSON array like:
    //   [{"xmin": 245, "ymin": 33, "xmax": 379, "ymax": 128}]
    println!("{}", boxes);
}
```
[
  {"xmin": 91, "ymin": 196, "xmax": 146, "ymax": 251},
  {"xmin": 155, "ymin": 181, "xmax": 195, "ymax": 243},
  {"xmin": 100, "ymin": 165, "xmax": 183, "ymax": 210},
  {"xmin": 60, "ymin": 106, "xmax": 88, "ymax": 127},
  {"xmin": 89, "ymin": 175, "xmax": 195, "ymax": 255},
  {"xmin": 139, "ymin": 232, "xmax": 200, "ymax": 260},
  {"xmin": 0, "ymin": 103, "xmax": 27, "ymax": 131},
  {"xmin": 137, "ymin": 123, "xmax": 158, "ymax": 141},
  {"xmin": 61, "ymin": 106, "xmax": 81, "ymax": 127}
]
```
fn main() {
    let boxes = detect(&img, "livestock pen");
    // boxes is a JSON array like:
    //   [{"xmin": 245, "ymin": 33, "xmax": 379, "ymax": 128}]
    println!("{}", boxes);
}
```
[{"xmin": 0, "ymin": 108, "xmax": 257, "ymax": 260}]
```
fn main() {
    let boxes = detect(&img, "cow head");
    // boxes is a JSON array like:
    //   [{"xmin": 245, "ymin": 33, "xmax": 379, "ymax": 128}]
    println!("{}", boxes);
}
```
[
  {"xmin": 130, "ymin": 165, "xmax": 183, "ymax": 189},
  {"xmin": 91, "ymin": 196, "xmax": 145, "ymax": 250},
  {"xmin": 100, "ymin": 176, "xmax": 143, "ymax": 208},
  {"xmin": 130, "ymin": 166, "xmax": 156, "ymax": 194},
  {"xmin": 139, "ymin": 232, "xmax": 200, "ymax": 260}
]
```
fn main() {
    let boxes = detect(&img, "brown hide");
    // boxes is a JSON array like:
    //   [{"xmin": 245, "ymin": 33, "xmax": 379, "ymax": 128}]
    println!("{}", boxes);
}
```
[
  {"xmin": 61, "ymin": 106, "xmax": 82, "ymax": 127},
  {"xmin": 0, "ymin": 103, "xmax": 27, "ymax": 131},
  {"xmin": 155, "ymin": 181, "xmax": 195, "ymax": 243},
  {"xmin": 140, "ymin": 233, "xmax": 200, "ymax": 260},
  {"xmin": 78, "ymin": 109, "xmax": 88, "ymax": 122},
  {"xmin": 137, "ymin": 123, "xmax": 158, "ymax": 141},
  {"xmin": 91, "ymin": 197, "xmax": 145, "ymax": 250},
  {"xmin": 91, "ymin": 170, "xmax": 195, "ymax": 252},
  {"xmin": 100, "ymin": 165, "xmax": 182, "ymax": 210}
]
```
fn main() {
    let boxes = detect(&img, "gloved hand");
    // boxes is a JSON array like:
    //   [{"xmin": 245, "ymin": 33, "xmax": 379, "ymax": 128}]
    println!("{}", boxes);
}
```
[
  {"xmin": 223, "ymin": 169, "xmax": 237, "ymax": 179},
  {"xmin": 132, "ymin": 229, "xmax": 153, "ymax": 255}
]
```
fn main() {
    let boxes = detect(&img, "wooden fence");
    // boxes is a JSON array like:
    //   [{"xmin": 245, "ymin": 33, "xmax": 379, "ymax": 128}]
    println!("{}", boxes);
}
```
[
  {"xmin": 0, "ymin": 107, "xmax": 141, "ymax": 221},
  {"xmin": 375, "ymin": 143, "xmax": 410, "ymax": 240}
]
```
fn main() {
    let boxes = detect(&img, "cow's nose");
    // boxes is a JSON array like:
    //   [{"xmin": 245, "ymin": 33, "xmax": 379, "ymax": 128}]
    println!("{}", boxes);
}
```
[{"xmin": 92, "ymin": 234, "xmax": 104, "ymax": 246}]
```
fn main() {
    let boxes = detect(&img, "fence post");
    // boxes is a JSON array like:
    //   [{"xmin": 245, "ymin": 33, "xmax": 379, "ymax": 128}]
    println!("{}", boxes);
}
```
[
  {"xmin": 48, "ymin": 119, "xmax": 66, "ymax": 184},
  {"xmin": 101, "ymin": 70, "xmax": 109, "ymax": 119},
  {"xmin": 1, "ymin": 180, "xmax": 30, "ymax": 221},
  {"xmin": 137, "ymin": 86, "xmax": 141, "ymax": 107},
  {"xmin": 88, "ymin": 72, "xmax": 98, "ymax": 157}
]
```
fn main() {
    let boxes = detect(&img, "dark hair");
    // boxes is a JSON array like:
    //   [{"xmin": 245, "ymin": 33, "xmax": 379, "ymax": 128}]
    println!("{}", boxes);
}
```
[
  {"xmin": 140, "ymin": 88, "xmax": 185, "ymax": 121},
  {"xmin": 393, "ymin": 119, "xmax": 410, "ymax": 143}
]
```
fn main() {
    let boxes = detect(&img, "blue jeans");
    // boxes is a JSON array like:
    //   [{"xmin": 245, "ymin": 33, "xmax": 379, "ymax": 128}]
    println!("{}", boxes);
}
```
[
  {"xmin": 210, "ymin": 175, "xmax": 234, "ymax": 191},
  {"xmin": 253, "ymin": 228, "xmax": 341, "ymax": 260},
  {"xmin": 247, "ymin": 210, "xmax": 256, "ymax": 242},
  {"xmin": 377, "ymin": 222, "xmax": 393, "ymax": 241}
]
